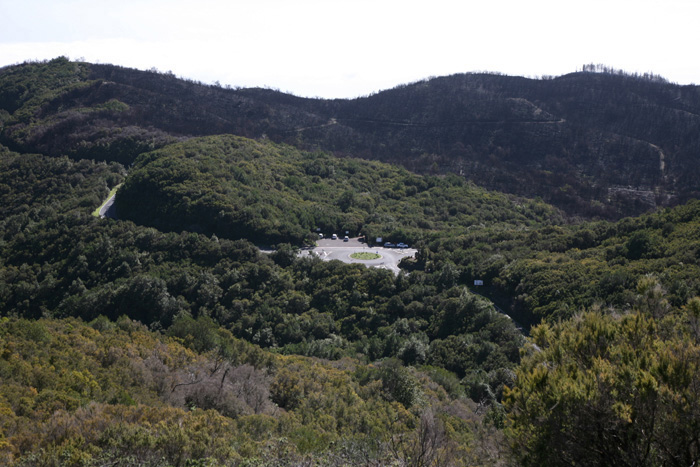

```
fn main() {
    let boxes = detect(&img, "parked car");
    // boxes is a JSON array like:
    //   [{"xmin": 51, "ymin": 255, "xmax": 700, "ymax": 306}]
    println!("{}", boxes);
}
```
[
  {"xmin": 384, "ymin": 242, "xmax": 396, "ymax": 248},
  {"xmin": 332, "ymin": 234, "xmax": 338, "ymax": 240},
  {"xmin": 344, "ymin": 236, "xmax": 349, "ymax": 242},
  {"xmin": 397, "ymin": 242, "xmax": 408, "ymax": 248}
]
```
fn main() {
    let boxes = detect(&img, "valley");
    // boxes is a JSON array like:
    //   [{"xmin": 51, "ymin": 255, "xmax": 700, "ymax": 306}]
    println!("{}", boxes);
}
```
[{"xmin": 1, "ymin": 57, "xmax": 699, "ymax": 466}]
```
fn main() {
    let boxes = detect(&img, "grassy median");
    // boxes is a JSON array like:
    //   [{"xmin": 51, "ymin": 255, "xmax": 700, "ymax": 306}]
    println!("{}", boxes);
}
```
[{"xmin": 350, "ymin": 252, "xmax": 382, "ymax": 260}]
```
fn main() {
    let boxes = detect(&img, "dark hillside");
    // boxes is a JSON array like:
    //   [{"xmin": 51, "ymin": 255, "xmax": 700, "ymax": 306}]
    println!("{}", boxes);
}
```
[
  {"xmin": 2, "ymin": 58, "xmax": 699, "ymax": 219},
  {"xmin": 0, "ymin": 58, "xmax": 325, "ymax": 164},
  {"xmin": 326, "ymin": 72, "xmax": 700, "ymax": 217}
]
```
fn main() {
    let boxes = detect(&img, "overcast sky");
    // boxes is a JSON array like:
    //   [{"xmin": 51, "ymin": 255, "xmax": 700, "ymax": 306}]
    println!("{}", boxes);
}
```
[{"xmin": 1, "ymin": 0, "xmax": 698, "ymax": 98}]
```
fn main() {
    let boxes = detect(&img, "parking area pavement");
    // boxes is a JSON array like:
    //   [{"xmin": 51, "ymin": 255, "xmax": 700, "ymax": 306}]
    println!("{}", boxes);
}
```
[{"xmin": 302, "ymin": 238, "xmax": 416, "ymax": 274}]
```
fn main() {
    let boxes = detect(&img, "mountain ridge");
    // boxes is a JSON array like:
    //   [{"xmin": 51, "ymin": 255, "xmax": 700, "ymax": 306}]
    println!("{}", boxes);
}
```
[{"xmin": 2, "ymin": 57, "xmax": 699, "ymax": 220}]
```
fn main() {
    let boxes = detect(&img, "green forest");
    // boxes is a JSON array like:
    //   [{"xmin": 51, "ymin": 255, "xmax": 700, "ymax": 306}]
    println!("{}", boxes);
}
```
[
  {"xmin": 1, "ymin": 57, "xmax": 699, "ymax": 465},
  {"xmin": 115, "ymin": 134, "xmax": 560, "ymax": 245}
]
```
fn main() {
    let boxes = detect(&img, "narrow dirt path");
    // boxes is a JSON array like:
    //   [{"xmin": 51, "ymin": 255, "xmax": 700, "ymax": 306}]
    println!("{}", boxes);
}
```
[{"xmin": 288, "ymin": 118, "xmax": 338, "ymax": 132}]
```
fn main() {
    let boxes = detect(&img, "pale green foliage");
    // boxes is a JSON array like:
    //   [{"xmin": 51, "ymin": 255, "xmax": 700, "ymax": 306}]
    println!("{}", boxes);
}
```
[
  {"xmin": 0, "ymin": 318, "xmax": 500, "ymax": 466},
  {"xmin": 505, "ymin": 298, "xmax": 700, "ymax": 466}
]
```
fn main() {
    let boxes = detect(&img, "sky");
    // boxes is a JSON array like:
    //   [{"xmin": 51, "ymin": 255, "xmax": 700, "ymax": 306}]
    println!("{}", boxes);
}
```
[{"xmin": 1, "ymin": 0, "xmax": 698, "ymax": 99}]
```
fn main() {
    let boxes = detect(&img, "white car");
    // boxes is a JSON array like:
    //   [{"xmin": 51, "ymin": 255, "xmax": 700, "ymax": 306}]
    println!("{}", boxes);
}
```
[{"xmin": 332, "ymin": 234, "xmax": 338, "ymax": 240}]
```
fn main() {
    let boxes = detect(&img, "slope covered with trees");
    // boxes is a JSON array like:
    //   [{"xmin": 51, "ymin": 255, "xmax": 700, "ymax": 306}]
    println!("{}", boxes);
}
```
[
  {"xmin": 0, "ymin": 141, "xmax": 526, "ymax": 439},
  {"xmin": 416, "ymin": 199, "xmax": 700, "ymax": 326},
  {"xmin": 115, "ymin": 134, "xmax": 561, "ymax": 245},
  {"xmin": 2, "ymin": 57, "xmax": 700, "ymax": 465},
  {"xmin": 2, "ymin": 58, "xmax": 700, "ymax": 219}
]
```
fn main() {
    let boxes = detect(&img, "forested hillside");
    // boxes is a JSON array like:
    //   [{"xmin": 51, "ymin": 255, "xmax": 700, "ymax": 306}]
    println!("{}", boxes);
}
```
[
  {"xmin": 421, "ymin": 199, "xmax": 700, "ymax": 325},
  {"xmin": 2, "ymin": 58, "xmax": 700, "ymax": 219},
  {"xmin": 0, "ymin": 142, "xmax": 525, "ymax": 464},
  {"xmin": 115, "ymin": 134, "xmax": 560, "ymax": 245},
  {"xmin": 1, "ymin": 58, "xmax": 700, "ymax": 465}
]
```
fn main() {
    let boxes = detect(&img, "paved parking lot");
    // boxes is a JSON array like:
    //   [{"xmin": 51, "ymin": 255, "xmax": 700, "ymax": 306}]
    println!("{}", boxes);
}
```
[{"xmin": 302, "ymin": 238, "xmax": 416, "ymax": 274}]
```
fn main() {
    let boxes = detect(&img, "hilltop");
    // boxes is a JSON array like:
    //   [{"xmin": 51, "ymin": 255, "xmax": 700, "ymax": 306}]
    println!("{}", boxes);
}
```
[{"xmin": 115, "ymin": 134, "xmax": 561, "ymax": 246}]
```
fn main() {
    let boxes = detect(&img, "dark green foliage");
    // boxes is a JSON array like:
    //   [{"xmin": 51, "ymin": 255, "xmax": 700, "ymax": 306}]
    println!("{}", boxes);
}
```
[
  {"xmin": 416, "ymin": 200, "xmax": 700, "ymax": 326},
  {"xmin": 0, "ymin": 145, "xmax": 124, "ymax": 219},
  {"xmin": 625, "ymin": 229, "xmax": 662, "ymax": 259},
  {"xmin": 0, "ymin": 57, "xmax": 88, "ymax": 115},
  {"xmin": 167, "ymin": 314, "xmax": 223, "ymax": 353},
  {"xmin": 0, "ymin": 138, "xmax": 524, "ymax": 394},
  {"xmin": 0, "ymin": 58, "xmax": 176, "ymax": 164},
  {"xmin": 3, "ymin": 59, "xmax": 700, "ymax": 219},
  {"xmin": 3, "ymin": 57, "xmax": 700, "ymax": 465},
  {"xmin": 376, "ymin": 358, "xmax": 421, "ymax": 407},
  {"xmin": 115, "ymin": 134, "xmax": 562, "ymax": 246}
]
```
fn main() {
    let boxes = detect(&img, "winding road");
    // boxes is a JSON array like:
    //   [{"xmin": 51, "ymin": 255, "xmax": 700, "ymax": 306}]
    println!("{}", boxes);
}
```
[{"xmin": 98, "ymin": 194, "xmax": 118, "ymax": 219}]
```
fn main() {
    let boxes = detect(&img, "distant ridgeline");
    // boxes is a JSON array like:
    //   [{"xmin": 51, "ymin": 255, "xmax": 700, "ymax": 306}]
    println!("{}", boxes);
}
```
[{"xmin": 2, "ymin": 57, "xmax": 699, "ymax": 220}]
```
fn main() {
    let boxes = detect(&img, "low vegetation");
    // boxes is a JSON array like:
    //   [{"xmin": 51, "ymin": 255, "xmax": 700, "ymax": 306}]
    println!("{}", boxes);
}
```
[
  {"xmin": 350, "ymin": 252, "xmax": 382, "ymax": 260},
  {"xmin": 0, "ymin": 317, "xmax": 507, "ymax": 465},
  {"xmin": 506, "ymin": 298, "xmax": 700, "ymax": 466}
]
